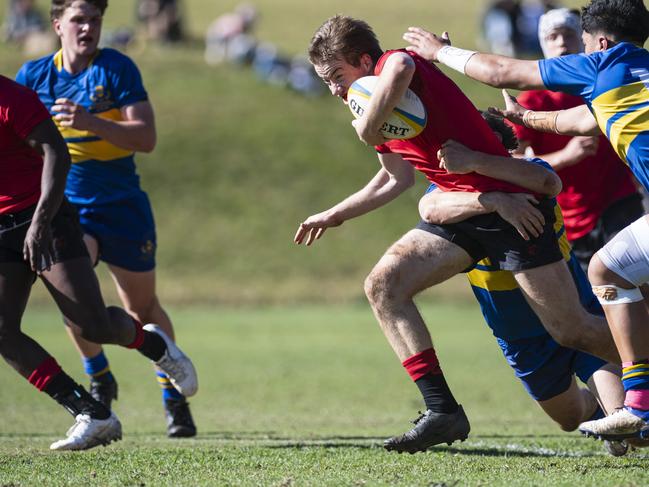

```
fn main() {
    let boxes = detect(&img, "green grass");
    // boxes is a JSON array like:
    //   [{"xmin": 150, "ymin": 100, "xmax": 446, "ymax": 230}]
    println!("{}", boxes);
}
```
[{"xmin": 1, "ymin": 304, "xmax": 647, "ymax": 486}]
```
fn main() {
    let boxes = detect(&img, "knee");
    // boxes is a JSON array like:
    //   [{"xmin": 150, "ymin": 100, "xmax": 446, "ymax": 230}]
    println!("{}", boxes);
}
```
[
  {"xmin": 364, "ymin": 263, "xmax": 400, "ymax": 309},
  {"xmin": 556, "ymin": 417, "xmax": 580, "ymax": 432},
  {"xmin": 588, "ymin": 254, "xmax": 608, "ymax": 284}
]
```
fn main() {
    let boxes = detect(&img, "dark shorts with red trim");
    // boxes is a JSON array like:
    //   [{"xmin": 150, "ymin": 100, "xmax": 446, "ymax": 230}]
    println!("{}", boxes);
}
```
[
  {"xmin": 0, "ymin": 199, "xmax": 88, "ymax": 268},
  {"xmin": 415, "ymin": 198, "xmax": 563, "ymax": 271}
]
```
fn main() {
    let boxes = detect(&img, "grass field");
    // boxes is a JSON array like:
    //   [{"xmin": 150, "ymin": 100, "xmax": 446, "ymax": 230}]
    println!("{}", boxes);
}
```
[
  {"xmin": 1, "ymin": 0, "xmax": 648, "ymax": 484},
  {"xmin": 1, "ymin": 304, "xmax": 648, "ymax": 486}
]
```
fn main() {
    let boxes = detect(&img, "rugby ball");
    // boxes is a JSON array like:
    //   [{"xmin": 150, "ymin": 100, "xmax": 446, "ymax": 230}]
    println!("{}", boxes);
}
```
[{"xmin": 347, "ymin": 75, "xmax": 427, "ymax": 140}]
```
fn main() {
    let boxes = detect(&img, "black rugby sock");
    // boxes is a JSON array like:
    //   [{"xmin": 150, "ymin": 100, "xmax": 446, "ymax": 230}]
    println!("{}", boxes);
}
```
[
  {"xmin": 44, "ymin": 372, "xmax": 111, "ymax": 420},
  {"xmin": 415, "ymin": 372, "xmax": 459, "ymax": 414},
  {"xmin": 138, "ymin": 331, "xmax": 167, "ymax": 362}
]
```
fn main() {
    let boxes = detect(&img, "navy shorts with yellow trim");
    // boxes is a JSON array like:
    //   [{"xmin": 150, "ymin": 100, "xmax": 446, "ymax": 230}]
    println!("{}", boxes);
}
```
[
  {"xmin": 73, "ymin": 191, "xmax": 157, "ymax": 272},
  {"xmin": 497, "ymin": 334, "xmax": 607, "ymax": 401},
  {"xmin": 416, "ymin": 198, "xmax": 563, "ymax": 271}
]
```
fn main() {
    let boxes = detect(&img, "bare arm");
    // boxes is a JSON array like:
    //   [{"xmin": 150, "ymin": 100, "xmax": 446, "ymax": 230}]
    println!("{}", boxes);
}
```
[
  {"xmin": 23, "ymin": 118, "xmax": 72, "ymax": 272},
  {"xmin": 353, "ymin": 52, "xmax": 416, "ymax": 146},
  {"xmin": 295, "ymin": 152, "xmax": 415, "ymax": 245},
  {"xmin": 419, "ymin": 189, "xmax": 546, "ymax": 240},
  {"xmin": 491, "ymin": 91, "xmax": 601, "ymax": 136},
  {"xmin": 51, "ymin": 99, "xmax": 157, "ymax": 153},
  {"xmin": 402, "ymin": 27, "xmax": 544, "ymax": 90},
  {"xmin": 532, "ymin": 136, "xmax": 599, "ymax": 171},
  {"xmin": 438, "ymin": 140, "xmax": 562, "ymax": 196}
]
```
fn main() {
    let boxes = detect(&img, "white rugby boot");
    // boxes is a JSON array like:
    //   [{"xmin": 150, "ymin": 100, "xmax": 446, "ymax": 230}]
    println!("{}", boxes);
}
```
[
  {"xmin": 143, "ymin": 324, "xmax": 198, "ymax": 397},
  {"xmin": 579, "ymin": 407, "xmax": 649, "ymax": 440},
  {"xmin": 50, "ymin": 413, "xmax": 122, "ymax": 451}
]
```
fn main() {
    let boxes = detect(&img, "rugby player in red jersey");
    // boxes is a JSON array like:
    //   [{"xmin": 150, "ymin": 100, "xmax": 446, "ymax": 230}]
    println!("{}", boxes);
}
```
[
  {"xmin": 0, "ymin": 75, "xmax": 196, "ymax": 451},
  {"xmin": 295, "ymin": 15, "xmax": 617, "ymax": 453}
]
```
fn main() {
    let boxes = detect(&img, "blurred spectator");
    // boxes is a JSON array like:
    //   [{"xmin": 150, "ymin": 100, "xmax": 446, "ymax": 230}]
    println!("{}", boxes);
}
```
[
  {"xmin": 204, "ymin": 4, "xmax": 323, "ymax": 97},
  {"xmin": 516, "ymin": 0, "xmax": 561, "ymax": 56},
  {"xmin": 205, "ymin": 3, "xmax": 257, "ymax": 65},
  {"xmin": 2, "ymin": 0, "xmax": 56, "ymax": 56},
  {"xmin": 288, "ymin": 56, "xmax": 325, "ymax": 97},
  {"xmin": 481, "ymin": 0, "xmax": 560, "ymax": 57},
  {"xmin": 481, "ymin": 0, "xmax": 521, "ymax": 56},
  {"xmin": 3, "ymin": 0, "xmax": 45, "ymax": 43},
  {"xmin": 136, "ymin": 0, "xmax": 184, "ymax": 43}
]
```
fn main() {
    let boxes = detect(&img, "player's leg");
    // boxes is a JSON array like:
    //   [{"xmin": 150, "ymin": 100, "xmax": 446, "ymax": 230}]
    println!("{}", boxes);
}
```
[
  {"xmin": 108, "ymin": 264, "xmax": 196, "ymax": 438},
  {"xmin": 578, "ymin": 216, "xmax": 649, "ymax": 439},
  {"xmin": 499, "ymin": 335, "xmax": 602, "ymax": 431},
  {"xmin": 41, "ymin": 256, "xmax": 197, "ymax": 398},
  {"xmin": 512, "ymin": 261, "xmax": 619, "ymax": 363},
  {"xmin": 365, "ymin": 228, "xmax": 474, "ymax": 453},
  {"xmin": 61, "ymin": 234, "xmax": 119, "ymax": 408},
  {"xmin": 62, "ymin": 195, "xmax": 197, "ymax": 435},
  {"xmin": 0, "ymin": 213, "xmax": 120, "ymax": 452},
  {"xmin": 538, "ymin": 379, "xmax": 599, "ymax": 432}
]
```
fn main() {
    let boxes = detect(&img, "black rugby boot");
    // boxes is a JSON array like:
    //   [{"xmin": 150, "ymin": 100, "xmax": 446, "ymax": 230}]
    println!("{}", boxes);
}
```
[
  {"xmin": 165, "ymin": 398, "xmax": 197, "ymax": 438},
  {"xmin": 384, "ymin": 405, "xmax": 470, "ymax": 453}
]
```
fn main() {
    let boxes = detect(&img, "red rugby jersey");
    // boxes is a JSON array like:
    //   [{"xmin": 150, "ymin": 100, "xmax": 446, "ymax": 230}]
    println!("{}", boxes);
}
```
[
  {"xmin": 0, "ymin": 75, "xmax": 49, "ymax": 214},
  {"xmin": 512, "ymin": 89, "xmax": 638, "ymax": 241},
  {"xmin": 374, "ymin": 50, "xmax": 527, "ymax": 193}
]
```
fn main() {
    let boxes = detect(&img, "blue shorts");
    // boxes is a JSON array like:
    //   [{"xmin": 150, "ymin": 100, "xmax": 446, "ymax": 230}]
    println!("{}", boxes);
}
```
[
  {"xmin": 496, "ymin": 334, "xmax": 607, "ymax": 401},
  {"xmin": 73, "ymin": 192, "xmax": 157, "ymax": 272}
]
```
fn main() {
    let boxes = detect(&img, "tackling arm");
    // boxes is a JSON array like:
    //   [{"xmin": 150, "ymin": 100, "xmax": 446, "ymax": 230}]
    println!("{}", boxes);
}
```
[
  {"xmin": 438, "ymin": 140, "xmax": 562, "ymax": 197},
  {"xmin": 420, "ymin": 189, "xmax": 547, "ymax": 240},
  {"xmin": 402, "ymin": 27, "xmax": 545, "ymax": 90},
  {"xmin": 493, "ymin": 92, "xmax": 601, "ymax": 136}
]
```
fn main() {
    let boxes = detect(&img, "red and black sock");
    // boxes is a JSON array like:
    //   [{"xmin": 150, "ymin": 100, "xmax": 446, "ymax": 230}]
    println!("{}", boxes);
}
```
[
  {"xmin": 29, "ymin": 357, "xmax": 110, "ymax": 420},
  {"xmin": 127, "ymin": 319, "xmax": 166, "ymax": 361},
  {"xmin": 403, "ymin": 348, "xmax": 459, "ymax": 414}
]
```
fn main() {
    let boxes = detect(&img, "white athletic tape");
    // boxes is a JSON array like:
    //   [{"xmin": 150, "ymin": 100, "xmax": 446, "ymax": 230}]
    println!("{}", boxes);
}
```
[
  {"xmin": 437, "ymin": 46, "xmax": 476, "ymax": 75},
  {"xmin": 592, "ymin": 285, "xmax": 644, "ymax": 305}
]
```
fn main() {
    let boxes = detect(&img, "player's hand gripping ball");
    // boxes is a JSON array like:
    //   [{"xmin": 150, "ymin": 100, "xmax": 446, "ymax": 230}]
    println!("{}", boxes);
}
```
[{"xmin": 347, "ymin": 76, "xmax": 427, "ymax": 140}]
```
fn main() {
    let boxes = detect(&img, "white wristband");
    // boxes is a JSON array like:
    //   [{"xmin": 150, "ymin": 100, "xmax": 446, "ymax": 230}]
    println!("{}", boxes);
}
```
[{"xmin": 437, "ymin": 45, "xmax": 477, "ymax": 75}]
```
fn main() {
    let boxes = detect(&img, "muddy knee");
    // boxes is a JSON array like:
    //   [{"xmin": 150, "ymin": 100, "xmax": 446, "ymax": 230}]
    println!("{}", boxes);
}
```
[{"xmin": 364, "ymin": 263, "xmax": 402, "ymax": 309}]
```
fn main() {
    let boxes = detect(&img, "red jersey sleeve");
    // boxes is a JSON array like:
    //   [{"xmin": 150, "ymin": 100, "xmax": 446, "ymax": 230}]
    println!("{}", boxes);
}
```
[{"xmin": 8, "ymin": 85, "xmax": 51, "ymax": 139}]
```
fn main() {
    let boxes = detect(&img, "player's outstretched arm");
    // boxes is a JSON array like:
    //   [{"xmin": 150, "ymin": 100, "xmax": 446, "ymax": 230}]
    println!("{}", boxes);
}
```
[
  {"xmin": 438, "ymin": 140, "xmax": 562, "ymax": 197},
  {"xmin": 492, "ymin": 90, "xmax": 601, "ymax": 137},
  {"xmin": 353, "ymin": 52, "xmax": 415, "ymax": 146},
  {"xmin": 295, "ymin": 153, "xmax": 415, "ymax": 246},
  {"xmin": 420, "ymin": 188, "xmax": 545, "ymax": 240},
  {"xmin": 402, "ymin": 27, "xmax": 544, "ymax": 90},
  {"xmin": 22, "ymin": 118, "xmax": 72, "ymax": 272},
  {"xmin": 51, "ymin": 99, "xmax": 157, "ymax": 153}
]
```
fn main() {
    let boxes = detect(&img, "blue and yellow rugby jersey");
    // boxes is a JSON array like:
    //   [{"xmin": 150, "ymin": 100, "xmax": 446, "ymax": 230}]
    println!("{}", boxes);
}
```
[
  {"xmin": 425, "ymin": 157, "xmax": 601, "ymax": 341},
  {"xmin": 539, "ymin": 42, "xmax": 649, "ymax": 190},
  {"xmin": 16, "ymin": 48, "xmax": 148, "ymax": 205}
]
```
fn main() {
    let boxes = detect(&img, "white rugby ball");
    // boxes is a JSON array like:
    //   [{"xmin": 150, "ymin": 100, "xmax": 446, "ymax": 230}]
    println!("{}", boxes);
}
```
[{"xmin": 347, "ymin": 75, "xmax": 427, "ymax": 140}]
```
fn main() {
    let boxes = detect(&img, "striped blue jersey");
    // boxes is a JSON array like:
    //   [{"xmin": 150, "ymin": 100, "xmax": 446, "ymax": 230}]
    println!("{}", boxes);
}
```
[
  {"xmin": 539, "ymin": 42, "xmax": 649, "ymax": 191},
  {"xmin": 16, "ymin": 48, "xmax": 148, "ymax": 204}
]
